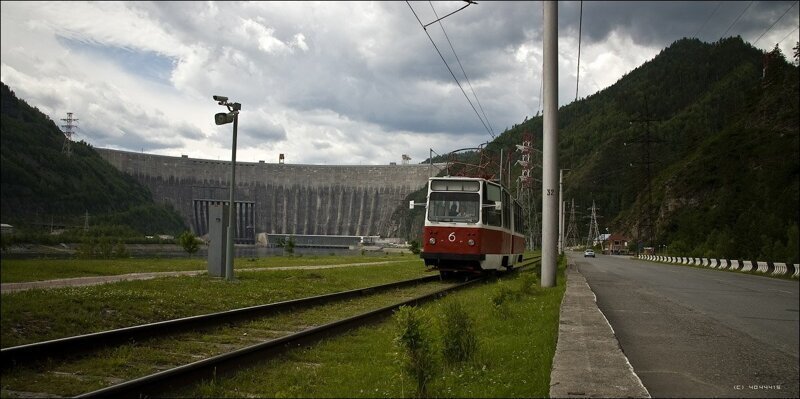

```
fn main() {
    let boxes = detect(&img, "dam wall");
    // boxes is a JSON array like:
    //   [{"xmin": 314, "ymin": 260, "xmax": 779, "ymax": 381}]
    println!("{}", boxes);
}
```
[{"xmin": 96, "ymin": 148, "xmax": 439, "ymax": 238}]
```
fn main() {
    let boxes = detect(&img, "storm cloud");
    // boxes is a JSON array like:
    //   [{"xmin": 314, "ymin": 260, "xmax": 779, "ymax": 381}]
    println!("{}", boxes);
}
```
[{"xmin": 1, "ymin": 1, "xmax": 796, "ymax": 165}]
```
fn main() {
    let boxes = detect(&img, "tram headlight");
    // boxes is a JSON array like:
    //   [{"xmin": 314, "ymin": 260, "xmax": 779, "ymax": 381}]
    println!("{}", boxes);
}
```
[
  {"xmin": 467, "ymin": 239, "xmax": 475, "ymax": 246},
  {"xmin": 429, "ymin": 237, "xmax": 436, "ymax": 245}
]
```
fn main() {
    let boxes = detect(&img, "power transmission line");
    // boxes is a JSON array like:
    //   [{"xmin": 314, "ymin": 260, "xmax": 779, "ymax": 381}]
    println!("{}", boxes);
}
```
[
  {"xmin": 692, "ymin": 1, "xmax": 722, "ymax": 38},
  {"xmin": 576, "ymin": 0, "xmax": 583, "ymax": 102},
  {"xmin": 721, "ymin": 1, "xmax": 754, "ymax": 38},
  {"xmin": 753, "ymin": 1, "xmax": 798, "ymax": 46},
  {"xmin": 428, "ymin": 1, "xmax": 495, "ymax": 137},
  {"xmin": 406, "ymin": 1, "xmax": 495, "ymax": 139},
  {"xmin": 778, "ymin": 25, "xmax": 799, "ymax": 46}
]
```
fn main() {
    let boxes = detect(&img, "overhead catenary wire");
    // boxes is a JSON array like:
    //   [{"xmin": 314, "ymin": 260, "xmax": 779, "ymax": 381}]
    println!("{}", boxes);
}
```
[
  {"xmin": 422, "ymin": 1, "xmax": 473, "ymax": 29},
  {"xmin": 752, "ymin": 1, "xmax": 798, "ymax": 46},
  {"xmin": 429, "ymin": 1, "xmax": 495, "ymax": 137},
  {"xmin": 406, "ymin": 1, "xmax": 495, "ymax": 139}
]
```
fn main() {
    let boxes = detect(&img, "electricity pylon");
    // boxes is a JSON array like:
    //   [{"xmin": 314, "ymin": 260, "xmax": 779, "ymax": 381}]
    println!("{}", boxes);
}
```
[
  {"xmin": 585, "ymin": 200, "xmax": 601, "ymax": 249},
  {"xmin": 564, "ymin": 198, "xmax": 580, "ymax": 248},
  {"xmin": 61, "ymin": 112, "xmax": 78, "ymax": 158}
]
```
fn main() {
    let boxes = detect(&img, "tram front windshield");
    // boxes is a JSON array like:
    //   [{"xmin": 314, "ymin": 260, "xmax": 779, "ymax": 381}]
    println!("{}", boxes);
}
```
[{"xmin": 428, "ymin": 192, "xmax": 479, "ymax": 223}]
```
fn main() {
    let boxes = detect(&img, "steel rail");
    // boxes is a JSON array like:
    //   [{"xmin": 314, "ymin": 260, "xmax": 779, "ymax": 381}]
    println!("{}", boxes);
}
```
[
  {"xmin": 1, "ymin": 274, "xmax": 440, "ymax": 368},
  {"xmin": 76, "ymin": 257, "xmax": 542, "ymax": 398},
  {"xmin": 74, "ymin": 277, "xmax": 485, "ymax": 398}
]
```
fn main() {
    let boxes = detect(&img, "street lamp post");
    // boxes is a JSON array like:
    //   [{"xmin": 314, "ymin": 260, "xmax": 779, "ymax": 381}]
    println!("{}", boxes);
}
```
[{"xmin": 213, "ymin": 95, "xmax": 241, "ymax": 282}]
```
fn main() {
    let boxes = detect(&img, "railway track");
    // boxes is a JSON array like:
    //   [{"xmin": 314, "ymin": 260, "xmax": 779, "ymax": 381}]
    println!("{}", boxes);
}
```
[
  {"xmin": 3, "ymin": 256, "xmax": 541, "ymax": 398},
  {"xmin": 1, "ymin": 274, "xmax": 441, "ymax": 368}
]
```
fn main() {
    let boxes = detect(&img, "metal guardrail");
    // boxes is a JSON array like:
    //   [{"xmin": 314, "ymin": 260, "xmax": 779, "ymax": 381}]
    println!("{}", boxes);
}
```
[{"xmin": 637, "ymin": 255, "xmax": 799, "ymax": 278}]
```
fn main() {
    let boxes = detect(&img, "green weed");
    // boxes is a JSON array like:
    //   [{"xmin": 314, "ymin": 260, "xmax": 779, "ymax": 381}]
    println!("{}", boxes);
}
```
[
  {"xmin": 490, "ymin": 282, "xmax": 517, "ymax": 318},
  {"xmin": 393, "ymin": 306, "xmax": 439, "ymax": 398},
  {"xmin": 440, "ymin": 300, "xmax": 478, "ymax": 364}
]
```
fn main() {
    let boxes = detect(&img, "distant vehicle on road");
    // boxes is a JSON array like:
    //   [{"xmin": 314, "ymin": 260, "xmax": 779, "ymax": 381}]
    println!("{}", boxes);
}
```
[{"xmin": 584, "ymin": 249, "xmax": 595, "ymax": 258}]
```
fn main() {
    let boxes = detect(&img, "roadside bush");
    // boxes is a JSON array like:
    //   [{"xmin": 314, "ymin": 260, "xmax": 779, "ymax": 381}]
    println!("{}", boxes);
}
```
[
  {"xmin": 97, "ymin": 237, "xmax": 114, "ymax": 259},
  {"xmin": 440, "ymin": 301, "xmax": 478, "ymax": 364},
  {"xmin": 409, "ymin": 240, "xmax": 421, "ymax": 255},
  {"xmin": 519, "ymin": 272, "xmax": 540, "ymax": 296},
  {"xmin": 178, "ymin": 231, "xmax": 199, "ymax": 256},
  {"xmin": 393, "ymin": 306, "xmax": 439, "ymax": 397},
  {"xmin": 113, "ymin": 241, "xmax": 130, "ymax": 258},
  {"xmin": 284, "ymin": 236, "xmax": 296, "ymax": 255},
  {"xmin": 491, "ymin": 282, "xmax": 517, "ymax": 318},
  {"xmin": 76, "ymin": 237, "xmax": 96, "ymax": 259}
]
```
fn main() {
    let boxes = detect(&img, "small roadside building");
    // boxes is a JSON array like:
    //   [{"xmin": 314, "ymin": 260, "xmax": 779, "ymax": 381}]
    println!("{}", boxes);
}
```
[
  {"xmin": 603, "ymin": 233, "xmax": 630, "ymax": 255},
  {"xmin": 592, "ymin": 233, "xmax": 610, "ymax": 248}
]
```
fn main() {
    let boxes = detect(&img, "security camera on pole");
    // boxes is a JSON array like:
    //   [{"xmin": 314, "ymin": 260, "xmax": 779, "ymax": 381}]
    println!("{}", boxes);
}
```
[{"xmin": 213, "ymin": 95, "xmax": 241, "ymax": 282}]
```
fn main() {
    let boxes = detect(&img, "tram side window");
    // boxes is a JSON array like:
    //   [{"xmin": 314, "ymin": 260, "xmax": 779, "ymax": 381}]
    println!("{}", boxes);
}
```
[
  {"xmin": 502, "ymin": 191, "xmax": 511, "ymax": 229},
  {"xmin": 483, "ymin": 183, "xmax": 502, "ymax": 227},
  {"xmin": 514, "ymin": 203, "xmax": 523, "ymax": 233}
]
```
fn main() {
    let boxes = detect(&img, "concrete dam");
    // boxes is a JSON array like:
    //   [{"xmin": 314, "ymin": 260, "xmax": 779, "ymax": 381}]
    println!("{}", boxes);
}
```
[{"xmin": 97, "ymin": 149, "xmax": 438, "ymax": 241}]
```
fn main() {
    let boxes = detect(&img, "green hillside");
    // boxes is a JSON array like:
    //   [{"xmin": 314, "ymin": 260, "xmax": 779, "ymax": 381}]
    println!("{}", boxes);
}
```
[
  {"xmin": 404, "ymin": 37, "xmax": 799, "ymax": 263},
  {"xmin": 0, "ymin": 82, "xmax": 186, "ymax": 237}
]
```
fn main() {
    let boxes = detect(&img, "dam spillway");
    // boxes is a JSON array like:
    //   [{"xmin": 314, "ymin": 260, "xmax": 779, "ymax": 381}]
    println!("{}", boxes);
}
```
[{"xmin": 96, "ymin": 148, "xmax": 438, "ymax": 240}]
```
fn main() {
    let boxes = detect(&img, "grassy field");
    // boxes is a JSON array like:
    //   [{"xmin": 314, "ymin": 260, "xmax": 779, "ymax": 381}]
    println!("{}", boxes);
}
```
[
  {"xmin": 1, "ymin": 252, "xmax": 566, "ymax": 398},
  {"xmin": 0, "ymin": 259, "xmax": 428, "ymax": 348},
  {"xmin": 1, "ymin": 282, "xmax": 452, "ymax": 397},
  {"xmin": 0, "ymin": 253, "xmax": 414, "ymax": 283},
  {"xmin": 173, "ymin": 255, "xmax": 565, "ymax": 398}
]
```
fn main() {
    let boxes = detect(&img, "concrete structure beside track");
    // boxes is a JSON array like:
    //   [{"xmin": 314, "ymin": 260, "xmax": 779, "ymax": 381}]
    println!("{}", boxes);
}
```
[{"xmin": 97, "ymin": 148, "xmax": 441, "ymax": 240}]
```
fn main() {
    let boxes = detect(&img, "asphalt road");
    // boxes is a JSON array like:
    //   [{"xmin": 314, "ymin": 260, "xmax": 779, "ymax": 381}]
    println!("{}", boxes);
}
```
[{"xmin": 570, "ymin": 252, "xmax": 799, "ymax": 398}]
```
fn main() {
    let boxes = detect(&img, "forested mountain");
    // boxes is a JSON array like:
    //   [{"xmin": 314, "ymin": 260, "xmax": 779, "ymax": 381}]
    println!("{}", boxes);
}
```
[
  {"xmin": 0, "ymin": 82, "xmax": 186, "ymax": 236},
  {"xmin": 402, "ymin": 37, "xmax": 799, "ymax": 263}
]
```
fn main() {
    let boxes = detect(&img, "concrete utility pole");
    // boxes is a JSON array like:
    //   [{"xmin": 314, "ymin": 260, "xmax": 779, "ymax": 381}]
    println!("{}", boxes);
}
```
[
  {"xmin": 560, "ymin": 200, "xmax": 565, "ymax": 253},
  {"xmin": 541, "ymin": 1, "xmax": 558, "ymax": 287}
]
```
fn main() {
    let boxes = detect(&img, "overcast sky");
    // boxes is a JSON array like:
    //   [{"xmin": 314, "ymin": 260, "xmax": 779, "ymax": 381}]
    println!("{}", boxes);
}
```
[{"xmin": 1, "ymin": 1, "xmax": 797, "ymax": 165}]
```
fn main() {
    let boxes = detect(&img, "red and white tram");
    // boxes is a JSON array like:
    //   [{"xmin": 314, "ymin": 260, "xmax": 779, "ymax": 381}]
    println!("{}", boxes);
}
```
[{"xmin": 415, "ymin": 176, "xmax": 526, "ymax": 275}]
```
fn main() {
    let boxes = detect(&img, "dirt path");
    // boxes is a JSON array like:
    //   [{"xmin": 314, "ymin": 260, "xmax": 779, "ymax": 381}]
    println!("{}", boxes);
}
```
[{"xmin": 0, "ymin": 260, "xmax": 409, "ymax": 294}]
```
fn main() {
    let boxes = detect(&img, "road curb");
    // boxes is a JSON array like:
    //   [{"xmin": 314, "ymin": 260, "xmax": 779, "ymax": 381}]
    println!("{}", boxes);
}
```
[{"xmin": 549, "ymin": 262, "xmax": 650, "ymax": 398}]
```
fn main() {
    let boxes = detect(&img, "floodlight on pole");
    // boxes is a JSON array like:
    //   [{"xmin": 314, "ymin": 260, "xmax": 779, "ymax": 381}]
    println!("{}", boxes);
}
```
[{"xmin": 212, "ymin": 95, "xmax": 241, "ymax": 282}]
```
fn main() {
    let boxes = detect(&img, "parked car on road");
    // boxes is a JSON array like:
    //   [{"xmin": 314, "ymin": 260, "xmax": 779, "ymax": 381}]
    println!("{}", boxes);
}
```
[{"xmin": 584, "ymin": 249, "xmax": 595, "ymax": 257}]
